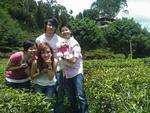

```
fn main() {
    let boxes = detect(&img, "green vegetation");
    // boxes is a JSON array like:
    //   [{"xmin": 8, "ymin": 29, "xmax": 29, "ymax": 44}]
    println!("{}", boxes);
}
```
[
  {"xmin": 0, "ymin": 0, "xmax": 150, "ymax": 58},
  {"xmin": 1, "ymin": 58, "xmax": 150, "ymax": 112}
]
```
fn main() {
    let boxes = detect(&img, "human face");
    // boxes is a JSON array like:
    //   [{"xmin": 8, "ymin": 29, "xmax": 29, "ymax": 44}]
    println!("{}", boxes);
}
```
[
  {"xmin": 41, "ymin": 48, "xmax": 52, "ymax": 62},
  {"xmin": 61, "ymin": 26, "xmax": 71, "ymax": 39},
  {"xmin": 27, "ymin": 45, "xmax": 37, "ymax": 58},
  {"xmin": 46, "ymin": 22, "xmax": 56, "ymax": 34}
]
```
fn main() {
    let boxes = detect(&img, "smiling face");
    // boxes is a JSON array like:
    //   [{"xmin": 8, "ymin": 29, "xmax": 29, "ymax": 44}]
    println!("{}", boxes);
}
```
[
  {"xmin": 61, "ymin": 26, "xmax": 71, "ymax": 39},
  {"xmin": 27, "ymin": 45, "xmax": 37, "ymax": 58},
  {"xmin": 38, "ymin": 43, "xmax": 53, "ymax": 63},
  {"xmin": 41, "ymin": 48, "xmax": 52, "ymax": 62}
]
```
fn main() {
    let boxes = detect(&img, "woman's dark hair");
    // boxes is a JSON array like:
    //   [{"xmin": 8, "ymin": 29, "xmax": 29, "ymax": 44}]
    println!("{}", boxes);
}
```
[
  {"xmin": 44, "ymin": 17, "xmax": 58, "ymax": 33},
  {"xmin": 23, "ymin": 40, "xmax": 35, "ymax": 51}
]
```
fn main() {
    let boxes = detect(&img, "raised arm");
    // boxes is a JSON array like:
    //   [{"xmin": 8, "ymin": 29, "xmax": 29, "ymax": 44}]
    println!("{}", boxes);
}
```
[
  {"xmin": 30, "ymin": 60, "xmax": 39, "ymax": 79},
  {"xmin": 47, "ymin": 58, "xmax": 58, "ymax": 80}
]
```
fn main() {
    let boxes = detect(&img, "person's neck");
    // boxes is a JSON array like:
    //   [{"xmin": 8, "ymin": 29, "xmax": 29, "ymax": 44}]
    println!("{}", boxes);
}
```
[
  {"xmin": 23, "ymin": 52, "xmax": 29, "ymax": 61},
  {"xmin": 45, "ymin": 32, "xmax": 54, "ymax": 39}
]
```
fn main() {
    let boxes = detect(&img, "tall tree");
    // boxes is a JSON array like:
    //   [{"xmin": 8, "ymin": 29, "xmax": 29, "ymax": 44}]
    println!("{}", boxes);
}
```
[
  {"xmin": 70, "ymin": 18, "xmax": 106, "ymax": 50},
  {"xmin": 91, "ymin": 0, "xmax": 127, "ymax": 19},
  {"xmin": 76, "ymin": 9, "xmax": 99, "ymax": 21}
]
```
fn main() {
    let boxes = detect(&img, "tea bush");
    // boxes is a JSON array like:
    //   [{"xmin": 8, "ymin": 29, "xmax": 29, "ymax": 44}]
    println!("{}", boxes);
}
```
[
  {"xmin": 0, "ymin": 85, "xmax": 55, "ymax": 113},
  {"xmin": 84, "ymin": 58, "xmax": 150, "ymax": 113},
  {"xmin": 0, "ymin": 58, "xmax": 150, "ymax": 112}
]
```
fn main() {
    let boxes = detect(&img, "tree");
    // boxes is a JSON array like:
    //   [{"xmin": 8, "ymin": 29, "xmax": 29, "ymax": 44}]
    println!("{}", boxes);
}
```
[
  {"xmin": 76, "ymin": 9, "xmax": 99, "ymax": 21},
  {"xmin": 0, "ymin": 9, "xmax": 29, "ymax": 47},
  {"xmin": 70, "ymin": 18, "xmax": 106, "ymax": 50},
  {"xmin": 105, "ymin": 18, "xmax": 150, "ymax": 58},
  {"xmin": 91, "ymin": 0, "xmax": 127, "ymax": 19}
]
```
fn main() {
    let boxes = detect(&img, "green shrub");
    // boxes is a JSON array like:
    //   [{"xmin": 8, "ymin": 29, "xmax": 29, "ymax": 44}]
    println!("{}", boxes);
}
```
[
  {"xmin": 0, "ymin": 58, "xmax": 150, "ymax": 112},
  {"xmin": 84, "ymin": 59, "xmax": 150, "ymax": 113},
  {"xmin": 0, "ymin": 46, "xmax": 12, "ymax": 53},
  {"xmin": 0, "ymin": 85, "xmax": 55, "ymax": 113}
]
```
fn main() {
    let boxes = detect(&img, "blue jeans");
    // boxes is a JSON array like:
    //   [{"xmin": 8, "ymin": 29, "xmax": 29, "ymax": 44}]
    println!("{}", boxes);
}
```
[
  {"xmin": 54, "ymin": 70, "xmax": 65, "ymax": 113},
  {"xmin": 5, "ymin": 80, "xmax": 31, "ymax": 90},
  {"xmin": 34, "ymin": 84, "xmax": 56, "ymax": 97},
  {"xmin": 64, "ymin": 73, "xmax": 88, "ymax": 113}
]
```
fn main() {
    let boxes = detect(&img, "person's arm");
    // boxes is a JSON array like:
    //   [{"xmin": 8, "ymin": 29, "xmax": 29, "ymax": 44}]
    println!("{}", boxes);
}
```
[
  {"xmin": 63, "ymin": 57, "xmax": 77, "ymax": 64},
  {"xmin": 6, "ymin": 59, "xmax": 28, "ymax": 71},
  {"xmin": 30, "ymin": 60, "xmax": 40, "ymax": 79},
  {"xmin": 63, "ymin": 43, "xmax": 81, "ymax": 64},
  {"xmin": 24, "ymin": 66, "xmax": 30, "ymax": 76},
  {"xmin": 47, "ymin": 58, "xmax": 58, "ymax": 80}
]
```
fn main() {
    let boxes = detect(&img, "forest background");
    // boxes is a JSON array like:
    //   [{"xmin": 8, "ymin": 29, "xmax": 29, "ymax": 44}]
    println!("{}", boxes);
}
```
[{"xmin": 0, "ymin": 0, "xmax": 150, "ymax": 59}]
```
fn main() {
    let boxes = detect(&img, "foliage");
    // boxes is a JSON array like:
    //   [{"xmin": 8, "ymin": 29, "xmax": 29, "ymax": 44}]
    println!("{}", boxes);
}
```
[
  {"xmin": 0, "ymin": 85, "xmax": 55, "ymax": 113},
  {"xmin": 70, "ymin": 18, "xmax": 106, "ymax": 50},
  {"xmin": 84, "ymin": 58, "xmax": 150, "ymax": 113},
  {"xmin": 76, "ymin": 9, "xmax": 99, "ymax": 21},
  {"xmin": 1, "ymin": 58, "xmax": 150, "ymax": 112},
  {"xmin": 91, "ymin": 0, "xmax": 127, "ymax": 19},
  {"xmin": 105, "ymin": 18, "xmax": 150, "ymax": 58},
  {"xmin": 0, "ymin": 8, "xmax": 30, "ymax": 47},
  {"xmin": 0, "ymin": 0, "xmax": 150, "ymax": 59},
  {"xmin": 82, "ymin": 48, "xmax": 124, "ymax": 60}
]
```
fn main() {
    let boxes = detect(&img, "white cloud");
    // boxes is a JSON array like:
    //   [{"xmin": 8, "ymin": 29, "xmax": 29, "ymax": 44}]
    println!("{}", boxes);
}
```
[
  {"xmin": 56, "ymin": 0, "xmax": 95, "ymax": 16},
  {"xmin": 117, "ymin": 0, "xmax": 150, "ymax": 31}
]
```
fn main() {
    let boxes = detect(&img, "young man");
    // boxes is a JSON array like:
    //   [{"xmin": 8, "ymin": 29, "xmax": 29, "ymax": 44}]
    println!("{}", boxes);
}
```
[{"xmin": 36, "ymin": 17, "xmax": 65, "ymax": 113}]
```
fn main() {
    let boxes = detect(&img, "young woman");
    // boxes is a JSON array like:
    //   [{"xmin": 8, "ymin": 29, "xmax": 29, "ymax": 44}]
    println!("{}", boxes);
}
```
[
  {"xmin": 36, "ymin": 17, "xmax": 65, "ymax": 113},
  {"xmin": 31, "ymin": 43, "xmax": 57, "ymax": 97},
  {"xmin": 5, "ymin": 40, "xmax": 37, "ymax": 90},
  {"xmin": 59, "ymin": 23, "xmax": 89, "ymax": 113}
]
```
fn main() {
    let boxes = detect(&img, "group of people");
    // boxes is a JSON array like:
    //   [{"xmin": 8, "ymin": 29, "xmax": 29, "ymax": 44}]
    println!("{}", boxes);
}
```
[{"xmin": 5, "ymin": 17, "xmax": 88, "ymax": 113}]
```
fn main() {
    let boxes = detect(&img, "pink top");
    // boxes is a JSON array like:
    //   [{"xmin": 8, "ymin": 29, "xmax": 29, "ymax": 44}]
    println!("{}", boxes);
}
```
[{"xmin": 6, "ymin": 52, "xmax": 29, "ymax": 80}]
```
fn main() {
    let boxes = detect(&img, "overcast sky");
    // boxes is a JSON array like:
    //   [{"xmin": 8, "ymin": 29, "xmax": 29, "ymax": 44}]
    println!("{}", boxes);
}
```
[{"xmin": 37, "ymin": 0, "xmax": 150, "ymax": 31}]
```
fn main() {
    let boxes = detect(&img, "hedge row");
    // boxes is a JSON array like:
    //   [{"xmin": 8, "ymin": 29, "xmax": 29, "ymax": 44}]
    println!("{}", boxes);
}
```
[{"xmin": 0, "ymin": 58, "xmax": 150, "ymax": 112}]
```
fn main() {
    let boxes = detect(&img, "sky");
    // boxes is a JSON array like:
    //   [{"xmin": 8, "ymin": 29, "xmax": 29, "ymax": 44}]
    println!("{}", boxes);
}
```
[{"xmin": 38, "ymin": 0, "xmax": 150, "ymax": 31}]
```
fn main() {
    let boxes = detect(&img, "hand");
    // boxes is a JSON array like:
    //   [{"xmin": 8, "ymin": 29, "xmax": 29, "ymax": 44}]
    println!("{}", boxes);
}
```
[
  {"xmin": 45, "ymin": 59, "xmax": 52, "ymax": 67},
  {"xmin": 21, "ymin": 62, "xmax": 28, "ymax": 69},
  {"xmin": 24, "ymin": 67, "xmax": 30, "ymax": 76}
]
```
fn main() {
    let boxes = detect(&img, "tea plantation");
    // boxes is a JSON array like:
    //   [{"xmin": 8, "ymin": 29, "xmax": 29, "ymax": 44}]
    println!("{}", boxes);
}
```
[{"xmin": 0, "ymin": 58, "xmax": 150, "ymax": 113}]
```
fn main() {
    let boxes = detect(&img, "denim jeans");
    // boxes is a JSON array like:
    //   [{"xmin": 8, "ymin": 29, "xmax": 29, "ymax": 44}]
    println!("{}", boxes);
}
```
[
  {"xmin": 54, "ymin": 70, "xmax": 65, "ymax": 113},
  {"xmin": 64, "ymin": 73, "xmax": 88, "ymax": 113},
  {"xmin": 5, "ymin": 80, "xmax": 31, "ymax": 90},
  {"xmin": 34, "ymin": 84, "xmax": 56, "ymax": 97}
]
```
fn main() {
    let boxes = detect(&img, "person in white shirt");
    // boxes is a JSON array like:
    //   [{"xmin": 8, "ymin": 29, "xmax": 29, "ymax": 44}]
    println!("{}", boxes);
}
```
[{"xmin": 36, "ymin": 17, "xmax": 65, "ymax": 113}]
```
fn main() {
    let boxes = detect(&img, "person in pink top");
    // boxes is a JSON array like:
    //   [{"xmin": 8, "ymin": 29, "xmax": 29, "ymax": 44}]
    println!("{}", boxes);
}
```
[
  {"xmin": 59, "ymin": 23, "xmax": 88, "ymax": 113},
  {"xmin": 5, "ymin": 40, "xmax": 37, "ymax": 90}
]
